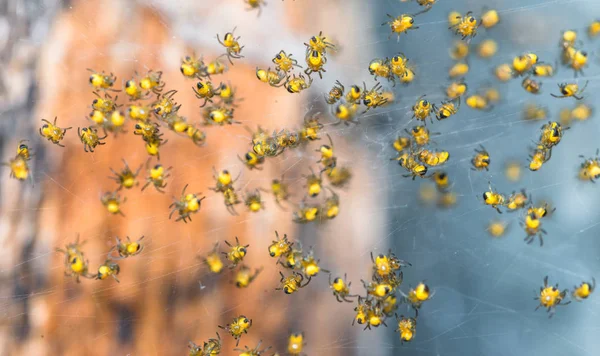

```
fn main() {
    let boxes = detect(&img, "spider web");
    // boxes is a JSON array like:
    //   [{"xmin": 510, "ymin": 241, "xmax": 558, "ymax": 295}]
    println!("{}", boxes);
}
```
[{"xmin": 2, "ymin": 0, "xmax": 600, "ymax": 355}]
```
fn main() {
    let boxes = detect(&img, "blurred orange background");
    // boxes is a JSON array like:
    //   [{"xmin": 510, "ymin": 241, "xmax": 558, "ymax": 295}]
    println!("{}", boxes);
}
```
[{"xmin": 1, "ymin": 0, "xmax": 384, "ymax": 355}]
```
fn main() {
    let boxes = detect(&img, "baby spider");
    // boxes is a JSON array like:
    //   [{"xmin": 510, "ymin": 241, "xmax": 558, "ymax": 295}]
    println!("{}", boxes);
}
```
[
  {"xmin": 539, "ymin": 121, "xmax": 567, "ymax": 149},
  {"xmin": 505, "ymin": 189, "xmax": 528, "ymax": 211},
  {"xmin": 382, "ymin": 294, "xmax": 399, "ymax": 316},
  {"xmin": 202, "ymin": 332, "xmax": 222, "ymax": 355},
  {"xmin": 203, "ymin": 105, "xmax": 238, "ymax": 126},
  {"xmin": 482, "ymin": 182, "xmax": 505, "ymax": 214},
  {"xmin": 395, "ymin": 314, "xmax": 417, "ymax": 344},
  {"xmin": 551, "ymin": 81, "xmax": 588, "ymax": 100},
  {"xmin": 244, "ymin": 0, "xmax": 267, "ymax": 17},
  {"xmin": 217, "ymin": 27, "xmax": 245, "ymax": 65},
  {"xmin": 332, "ymin": 102, "xmax": 358, "ymax": 126},
  {"xmin": 304, "ymin": 49, "xmax": 327, "ymax": 79},
  {"xmin": 96, "ymin": 259, "xmax": 121, "ymax": 283},
  {"xmin": 39, "ymin": 117, "xmax": 71, "ymax": 146},
  {"xmin": 401, "ymin": 282, "xmax": 433, "ymax": 317},
  {"xmin": 522, "ymin": 76, "xmax": 542, "ymax": 95},
  {"xmin": 101, "ymin": 191, "xmax": 126, "ymax": 216},
  {"xmin": 273, "ymin": 50, "xmax": 302, "ymax": 73},
  {"xmin": 412, "ymin": 95, "xmax": 434, "ymax": 124},
  {"xmin": 304, "ymin": 31, "xmax": 335, "ymax": 54},
  {"xmin": 406, "ymin": 125, "xmax": 435, "ymax": 146},
  {"xmin": 153, "ymin": 90, "xmax": 180, "ymax": 118},
  {"xmin": 239, "ymin": 151, "xmax": 265, "ymax": 171},
  {"xmin": 88, "ymin": 69, "xmax": 118, "ymax": 91},
  {"xmin": 383, "ymin": 13, "xmax": 420, "ymax": 41},
  {"xmin": 521, "ymin": 212, "xmax": 547, "ymax": 246},
  {"xmin": 207, "ymin": 58, "xmax": 228, "ymax": 76},
  {"xmin": 193, "ymin": 79, "xmax": 222, "ymax": 107},
  {"xmin": 316, "ymin": 134, "xmax": 337, "ymax": 171},
  {"xmin": 301, "ymin": 248, "xmax": 330, "ymax": 277},
  {"xmin": 124, "ymin": 79, "xmax": 150, "ymax": 101},
  {"xmin": 223, "ymin": 236, "xmax": 249, "ymax": 268},
  {"xmin": 109, "ymin": 236, "xmax": 145, "ymax": 259},
  {"xmin": 91, "ymin": 92, "xmax": 118, "ymax": 113},
  {"xmin": 109, "ymin": 159, "xmax": 141, "ymax": 190},
  {"xmin": 293, "ymin": 200, "xmax": 320, "ymax": 224},
  {"xmin": 186, "ymin": 125, "xmax": 207, "ymax": 147},
  {"xmin": 304, "ymin": 169, "xmax": 323, "ymax": 197},
  {"xmin": 210, "ymin": 168, "xmax": 240, "ymax": 193},
  {"xmin": 169, "ymin": 184, "xmax": 206, "ymax": 223},
  {"xmin": 415, "ymin": 148, "xmax": 450, "ymax": 167},
  {"xmin": 56, "ymin": 237, "xmax": 94, "ymax": 283},
  {"xmin": 364, "ymin": 303, "xmax": 388, "ymax": 330},
  {"xmin": 276, "ymin": 271, "xmax": 311, "ymax": 295},
  {"xmin": 287, "ymin": 332, "xmax": 306, "ymax": 356},
  {"xmin": 529, "ymin": 145, "xmax": 551, "ymax": 172},
  {"xmin": 223, "ymin": 187, "xmax": 242, "ymax": 216},
  {"xmin": 286, "ymin": 73, "xmax": 313, "ymax": 94},
  {"xmin": 322, "ymin": 188, "xmax": 340, "ymax": 219},
  {"xmin": 268, "ymin": 231, "xmax": 294, "ymax": 258},
  {"xmin": 300, "ymin": 112, "xmax": 324, "ymax": 141},
  {"xmin": 266, "ymin": 175, "xmax": 291, "ymax": 208},
  {"xmin": 535, "ymin": 276, "xmax": 570, "ymax": 317},
  {"xmin": 219, "ymin": 315, "xmax": 252, "ymax": 346},
  {"xmin": 572, "ymin": 278, "xmax": 595, "ymax": 301},
  {"xmin": 371, "ymin": 250, "xmax": 410, "ymax": 278},
  {"xmin": 138, "ymin": 70, "xmax": 165, "ymax": 94},
  {"xmin": 471, "ymin": 145, "xmax": 490, "ymax": 171},
  {"xmin": 244, "ymin": 189, "xmax": 265, "ymax": 213},
  {"xmin": 256, "ymin": 67, "xmax": 287, "ymax": 87},
  {"xmin": 234, "ymin": 265, "xmax": 263, "ymax": 288},
  {"xmin": 362, "ymin": 279, "xmax": 394, "ymax": 301},
  {"xmin": 325, "ymin": 80, "xmax": 345, "ymax": 105},
  {"xmin": 450, "ymin": 11, "xmax": 480, "ymax": 42},
  {"xmin": 62, "ymin": 252, "xmax": 93, "ymax": 283},
  {"xmin": 433, "ymin": 98, "xmax": 460, "ymax": 120},
  {"xmin": 329, "ymin": 273, "xmax": 358, "ymax": 303},
  {"xmin": 202, "ymin": 243, "xmax": 224, "ymax": 274},
  {"xmin": 579, "ymin": 149, "xmax": 600, "ymax": 182},
  {"xmin": 362, "ymin": 82, "xmax": 388, "ymax": 112},
  {"xmin": 78, "ymin": 127, "xmax": 107, "ymax": 152},
  {"xmin": 395, "ymin": 152, "xmax": 428, "ymax": 180},
  {"xmin": 180, "ymin": 54, "xmax": 208, "ymax": 79},
  {"xmin": 141, "ymin": 163, "xmax": 171, "ymax": 193},
  {"xmin": 219, "ymin": 82, "xmax": 242, "ymax": 106}
]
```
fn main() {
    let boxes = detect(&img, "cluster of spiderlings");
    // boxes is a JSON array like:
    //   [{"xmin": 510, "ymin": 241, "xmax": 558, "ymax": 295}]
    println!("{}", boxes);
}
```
[
  {"xmin": 266, "ymin": 231, "xmax": 326, "ymax": 295},
  {"xmin": 326, "ymin": 79, "xmax": 394, "ymax": 122},
  {"xmin": 342, "ymin": 249, "xmax": 431, "ymax": 344},
  {"xmin": 100, "ymin": 158, "xmax": 155, "ymax": 216},
  {"xmin": 528, "ymin": 121, "xmax": 567, "ymax": 172},
  {"xmin": 200, "ymin": 238, "xmax": 263, "ymax": 290},
  {"xmin": 8, "ymin": 4, "xmax": 600, "ymax": 354},
  {"xmin": 56, "ymin": 235, "xmax": 143, "ymax": 284},
  {"xmin": 535, "ymin": 276, "xmax": 595, "ymax": 318},
  {"xmin": 391, "ymin": 124, "xmax": 449, "ymax": 180}
]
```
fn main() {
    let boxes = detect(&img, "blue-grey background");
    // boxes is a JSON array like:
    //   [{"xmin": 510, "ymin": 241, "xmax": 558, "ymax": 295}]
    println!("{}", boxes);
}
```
[{"xmin": 361, "ymin": 0, "xmax": 600, "ymax": 355}]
